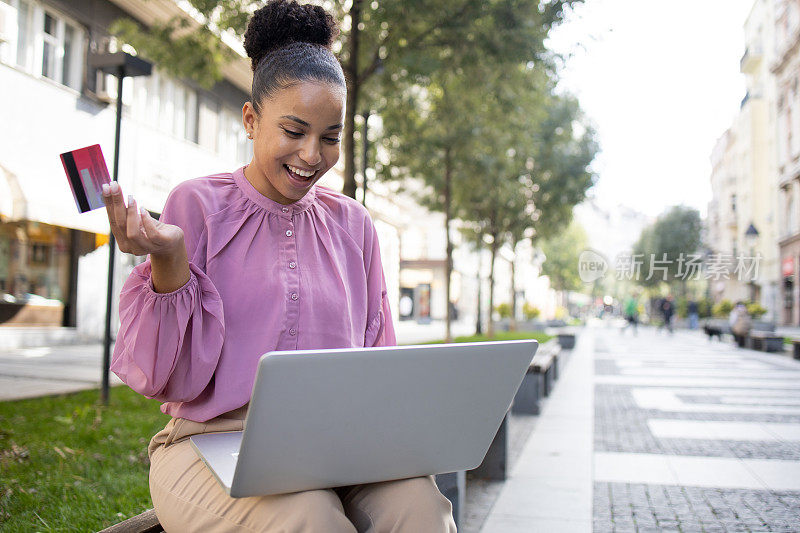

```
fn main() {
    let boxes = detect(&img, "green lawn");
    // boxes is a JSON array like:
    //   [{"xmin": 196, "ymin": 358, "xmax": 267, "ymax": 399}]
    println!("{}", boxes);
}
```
[
  {"xmin": 0, "ymin": 386, "xmax": 169, "ymax": 532},
  {"xmin": 418, "ymin": 330, "xmax": 553, "ymax": 345},
  {"xmin": 1, "ymin": 329, "xmax": 551, "ymax": 532}
]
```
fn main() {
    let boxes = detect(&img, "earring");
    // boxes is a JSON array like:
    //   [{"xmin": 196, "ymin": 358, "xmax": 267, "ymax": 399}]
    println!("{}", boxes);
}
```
[{"xmin": 247, "ymin": 132, "xmax": 253, "ymax": 139}]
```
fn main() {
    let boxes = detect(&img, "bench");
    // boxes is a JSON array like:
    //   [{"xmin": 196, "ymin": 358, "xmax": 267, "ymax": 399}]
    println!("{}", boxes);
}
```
[
  {"xmin": 533, "ymin": 342, "xmax": 560, "ymax": 397},
  {"xmin": 97, "ymin": 509, "xmax": 162, "ymax": 533},
  {"xmin": 556, "ymin": 330, "xmax": 576, "ymax": 350},
  {"xmin": 435, "ymin": 471, "xmax": 466, "ymax": 527},
  {"xmin": 512, "ymin": 339, "xmax": 562, "ymax": 415},
  {"xmin": 748, "ymin": 330, "xmax": 784, "ymax": 352},
  {"xmin": 788, "ymin": 337, "xmax": 800, "ymax": 360}
]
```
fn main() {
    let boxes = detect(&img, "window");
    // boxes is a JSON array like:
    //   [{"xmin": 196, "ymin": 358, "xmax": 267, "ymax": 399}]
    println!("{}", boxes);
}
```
[
  {"xmin": 15, "ymin": 0, "xmax": 31, "ymax": 69},
  {"xmin": 0, "ymin": 0, "xmax": 84, "ymax": 91},
  {"xmin": 198, "ymin": 96, "xmax": 220, "ymax": 153},
  {"xmin": 217, "ymin": 108, "xmax": 246, "ymax": 163}
]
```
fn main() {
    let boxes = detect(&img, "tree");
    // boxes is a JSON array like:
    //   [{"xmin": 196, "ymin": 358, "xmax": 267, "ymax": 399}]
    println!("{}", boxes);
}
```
[
  {"xmin": 632, "ymin": 206, "xmax": 703, "ymax": 293},
  {"xmin": 539, "ymin": 219, "xmax": 588, "ymax": 294},
  {"xmin": 107, "ymin": 0, "xmax": 584, "ymax": 200}
]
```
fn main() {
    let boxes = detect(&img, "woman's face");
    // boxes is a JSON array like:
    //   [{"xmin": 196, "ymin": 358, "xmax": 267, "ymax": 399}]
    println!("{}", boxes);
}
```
[{"xmin": 242, "ymin": 81, "xmax": 345, "ymax": 205}]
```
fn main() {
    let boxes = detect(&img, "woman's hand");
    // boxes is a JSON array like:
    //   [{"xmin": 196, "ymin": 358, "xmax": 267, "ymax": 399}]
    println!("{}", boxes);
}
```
[{"xmin": 102, "ymin": 182, "xmax": 185, "ymax": 259}]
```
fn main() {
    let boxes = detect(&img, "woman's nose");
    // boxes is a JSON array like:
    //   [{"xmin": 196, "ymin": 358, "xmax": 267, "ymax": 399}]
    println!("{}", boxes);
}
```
[{"xmin": 299, "ymin": 139, "xmax": 322, "ymax": 167}]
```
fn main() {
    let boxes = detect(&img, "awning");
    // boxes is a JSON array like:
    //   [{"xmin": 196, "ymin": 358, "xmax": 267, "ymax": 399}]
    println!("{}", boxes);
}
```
[{"xmin": 0, "ymin": 162, "xmax": 110, "ymax": 234}]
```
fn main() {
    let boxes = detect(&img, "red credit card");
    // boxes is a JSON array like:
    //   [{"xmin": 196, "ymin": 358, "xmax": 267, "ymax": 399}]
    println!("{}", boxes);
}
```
[{"xmin": 59, "ymin": 144, "xmax": 112, "ymax": 213}]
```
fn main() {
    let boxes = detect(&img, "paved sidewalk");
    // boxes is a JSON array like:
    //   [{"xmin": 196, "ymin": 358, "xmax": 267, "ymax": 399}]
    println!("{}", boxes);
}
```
[
  {"xmin": 480, "ymin": 321, "xmax": 594, "ymax": 531},
  {"xmin": 472, "ymin": 322, "xmax": 800, "ymax": 532},
  {"xmin": 594, "ymin": 324, "xmax": 800, "ymax": 532}
]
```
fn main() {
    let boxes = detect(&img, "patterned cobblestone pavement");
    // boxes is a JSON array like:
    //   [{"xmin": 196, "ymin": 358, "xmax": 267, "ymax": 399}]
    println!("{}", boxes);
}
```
[{"xmin": 593, "ymin": 326, "xmax": 800, "ymax": 532}]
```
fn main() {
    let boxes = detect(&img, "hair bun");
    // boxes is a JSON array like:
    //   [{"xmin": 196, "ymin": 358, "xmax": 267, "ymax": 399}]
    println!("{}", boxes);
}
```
[{"xmin": 243, "ymin": 0, "xmax": 338, "ymax": 72}]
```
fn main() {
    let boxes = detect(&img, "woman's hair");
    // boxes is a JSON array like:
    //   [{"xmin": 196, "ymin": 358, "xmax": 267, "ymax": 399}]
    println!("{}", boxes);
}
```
[{"xmin": 243, "ymin": 0, "xmax": 345, "ymax": 114}]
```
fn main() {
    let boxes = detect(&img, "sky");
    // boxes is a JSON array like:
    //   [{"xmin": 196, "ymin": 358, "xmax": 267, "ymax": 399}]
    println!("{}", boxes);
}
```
[{"xmin": 546, "ymin": 0, "xmax": 755, "ymax": 218}]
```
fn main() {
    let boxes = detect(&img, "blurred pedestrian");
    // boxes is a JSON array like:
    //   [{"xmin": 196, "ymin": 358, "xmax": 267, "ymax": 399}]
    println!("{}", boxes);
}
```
[
  {"xmin": 730, "ymin": 301, "xmax": 752, "ymax": 348},
  {"xmin": 621, "ymin": 294, "xmax": 639, "ymax": 336},
  {"xmin": 661, "ymin": 295, "xmax": 675, "ymax": 334},
  {"xmin": 688, "ymin": 299, "xmax": 699, "ymax": 330}
]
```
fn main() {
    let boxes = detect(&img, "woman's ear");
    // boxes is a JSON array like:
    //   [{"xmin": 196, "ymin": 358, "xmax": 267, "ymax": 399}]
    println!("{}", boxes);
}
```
[{"xmin": 242, "ymin": 102, "xmax": 257, "ymax": 137}]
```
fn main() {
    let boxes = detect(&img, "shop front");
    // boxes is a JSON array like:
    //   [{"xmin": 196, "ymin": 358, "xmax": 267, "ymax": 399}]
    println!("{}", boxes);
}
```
[
  {"xmin": 0, "ymin": 217, "xmax": 100, "ymax": 327},
  {"xmin": 780, "ymin": 235, "xmax": 800, "ymax": 326}
]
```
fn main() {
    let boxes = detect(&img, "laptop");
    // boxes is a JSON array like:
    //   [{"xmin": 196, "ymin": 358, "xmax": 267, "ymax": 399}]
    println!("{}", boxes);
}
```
[{"xmin": 190, "ymin": 339, "xmax": 538, "ymax": 497}]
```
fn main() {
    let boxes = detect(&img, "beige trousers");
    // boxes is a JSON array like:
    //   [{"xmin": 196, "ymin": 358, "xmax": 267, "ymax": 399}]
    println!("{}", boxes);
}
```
[{"xmin": 147, "ymin": 405, "xmax": 457, "ymax": 532}]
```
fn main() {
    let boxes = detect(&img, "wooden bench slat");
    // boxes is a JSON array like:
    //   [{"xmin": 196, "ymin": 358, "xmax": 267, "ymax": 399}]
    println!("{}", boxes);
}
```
[{"xmin": 98, "ymin": 509, "xmax": 162, "ymax": 533}]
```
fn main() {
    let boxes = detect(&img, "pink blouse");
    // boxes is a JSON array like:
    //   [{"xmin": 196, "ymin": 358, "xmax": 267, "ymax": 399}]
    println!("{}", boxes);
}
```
[{"xmin": 110, "ymin": 164, "xmax": 396, "ymax": 422}]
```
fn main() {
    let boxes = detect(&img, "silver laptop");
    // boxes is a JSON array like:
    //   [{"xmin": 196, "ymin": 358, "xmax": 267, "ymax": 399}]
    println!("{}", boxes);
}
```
[{"xmin": 190, "ymin": 340, "xmax": 538, "ymax": 497}]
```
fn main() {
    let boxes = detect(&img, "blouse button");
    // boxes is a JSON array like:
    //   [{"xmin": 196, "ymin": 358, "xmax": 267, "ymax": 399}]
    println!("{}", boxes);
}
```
[
  {"xmin": 281, "ymin": 207, "xmax": 289, "ymax": 213},
  {"xmin": 289, "ymin": 328, "xmax": 297, "ymax": 336},
  {"xmin": 290, "ymin": 292, "xmax": 299, "ymax": 301},
  {"xmin": 289, "ymin": 261, "xmax": 297, "ymax": 269},
  {"xmin": 285, "ymin": 230, "xmax": 293, "ymax": 237}
]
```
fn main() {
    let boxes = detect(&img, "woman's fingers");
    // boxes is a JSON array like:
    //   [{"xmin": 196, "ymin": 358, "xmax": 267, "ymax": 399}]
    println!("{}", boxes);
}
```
[
  {"xmin": 139, "ymin": 206, "xmax": 157, "ymax": 241},
  {"xmin": 102, "ymin": 182, "xmax": 128, "ymax": 242},
  {"xmin": 126, "ymin": 195, "xmax": 142, "ymax": 241}
]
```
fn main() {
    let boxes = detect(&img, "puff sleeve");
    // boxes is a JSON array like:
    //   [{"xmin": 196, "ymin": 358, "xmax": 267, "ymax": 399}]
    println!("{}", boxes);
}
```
[
  {"xmin": 109, "ymin": 184, "xmax": 225, "ymax": 402},
  {"xmin": 363, "ymin": 218, "xmax": 396, "ymax": 348}
]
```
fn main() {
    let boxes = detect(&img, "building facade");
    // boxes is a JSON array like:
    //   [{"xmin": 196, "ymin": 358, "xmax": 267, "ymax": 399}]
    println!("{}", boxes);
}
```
[
  {"xmin": 708, "ymin": 0, "xmax": 781, "ymax": 322},
  {"xmin": 774, "ymin": 0, "xmax": 800, "ymax": 325},
  {"xmin": 0, "ymin": 0, "xmax": 253, "ymax": 337}
]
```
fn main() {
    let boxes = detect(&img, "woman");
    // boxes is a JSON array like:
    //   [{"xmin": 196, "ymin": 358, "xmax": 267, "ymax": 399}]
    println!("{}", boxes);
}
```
[
  {"xmin": 730, "ymin": 301, "xmax": 752, "ymax": 348},
  {"xmin": 102, "ymin": 1, "xmax": 456, "ymax": 531}
]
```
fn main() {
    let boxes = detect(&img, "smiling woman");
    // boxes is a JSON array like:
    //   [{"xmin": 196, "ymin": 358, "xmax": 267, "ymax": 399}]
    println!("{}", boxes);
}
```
[
  {"xmin": 242, "ymin": 81, "xmax": 345, "ymax": 204},
  {"xmin": 99, "ymin": 0, "xmax": 457, "ymax": 531}
]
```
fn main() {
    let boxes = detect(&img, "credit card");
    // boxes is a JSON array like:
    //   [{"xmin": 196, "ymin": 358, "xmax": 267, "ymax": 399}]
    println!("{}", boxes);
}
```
[{"xmin": 59, "ymin": 144, "xmax": 112, "ymax": 213}]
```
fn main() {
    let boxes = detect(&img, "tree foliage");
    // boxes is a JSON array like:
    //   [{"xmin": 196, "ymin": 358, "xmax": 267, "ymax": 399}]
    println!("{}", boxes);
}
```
[
  {"xmin": 540, "ymin": 219, "xmax": 588, "ymax": 293},
  {"xmin": 106, "ymin": 0, "xmax": 584, "ymax": 198},
  {"xmin": 632, "ymin": 206, "xmax": 703, "ymax": 289}
]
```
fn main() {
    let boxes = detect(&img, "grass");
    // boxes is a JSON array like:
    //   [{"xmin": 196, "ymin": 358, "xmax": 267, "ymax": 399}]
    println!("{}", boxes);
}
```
[
  {"xmin": 1, "ymin": 329, "xmax": 551, "ymax": 532},
  {"xmin": 419, "ymin": 330, "xmax": 553, "ymax": 345},
  {"xmin": 0, "ymin": 386, "xmax": 169, "ymax": 532}
]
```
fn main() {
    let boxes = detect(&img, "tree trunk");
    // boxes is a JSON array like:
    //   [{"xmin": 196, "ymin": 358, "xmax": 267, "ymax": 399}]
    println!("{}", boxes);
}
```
[
  {"xmin": 487, "ymin": 234, "xmax": 498, "ymax": 339},
  {"xmin": 510, "ymin": 250, "xmax": 517, "ymax": 332},
  {"xmin": 444, "ymin": 147, "xmax": 453, "ymax": 343},
  {"xmin": 342, "ymin": 0, "xmax": 361, "ymax": 199}
]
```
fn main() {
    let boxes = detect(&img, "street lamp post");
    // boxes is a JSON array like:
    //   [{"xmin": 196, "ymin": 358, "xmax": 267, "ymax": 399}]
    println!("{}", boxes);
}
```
[
  {"xmin": 88, "ymin": 51, "xmax": 152, "ymax": 405},
  {"xmin": 744, "ymin": 223, "xmax": 760, "ymax": 303}
]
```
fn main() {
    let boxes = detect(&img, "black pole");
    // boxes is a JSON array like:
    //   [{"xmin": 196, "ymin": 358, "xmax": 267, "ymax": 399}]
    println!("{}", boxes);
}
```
[
  {"xmin": 361, "ymin": 110, "xmax": 370, "ymax": 206},
  {"xmin": 476, "ymin": 245, "xmax": 483, "ymax": 335},
  {"xmin": 102, "ymin": 69, "xmax": 124, "ymax": 405}
]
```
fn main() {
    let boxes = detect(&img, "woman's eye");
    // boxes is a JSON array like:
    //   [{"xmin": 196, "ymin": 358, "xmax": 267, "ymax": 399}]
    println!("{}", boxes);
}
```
[
  {"xmin": 324, "ymin": 137, "xmax": 341, "ymax": 144},
  {"xmin": 283, "ymin": 129, "xmax": 302, "ymax": 137}
]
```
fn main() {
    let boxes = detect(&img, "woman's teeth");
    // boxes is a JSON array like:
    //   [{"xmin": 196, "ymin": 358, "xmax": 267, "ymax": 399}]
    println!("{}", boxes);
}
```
[{"xmin": 286, "ymin": 164, "xmax": 315, "ymax": 179}]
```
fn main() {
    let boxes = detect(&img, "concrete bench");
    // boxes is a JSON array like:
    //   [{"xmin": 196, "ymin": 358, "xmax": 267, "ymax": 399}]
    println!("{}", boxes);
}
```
[
  {"xmin": 512, "ymin": 339, "xmax": 560, "ymax": 415},
  {"xmin": 789, "ymin": 338, "xmax": 800, "ymax": 360},
  {"xmin": 532, "ymin": 342, "xmax": 561, "ymax": 397},
  {"xmin": 748, "ymin": 330, "xmax": 784, "ymax": 352},
  {"xmin": 471, "ymin": 411, "xmax": 510, "ymax": 482},
  {"xmin": 435, "ymin": 471, "xmax": 466, "ymax": 528},
  {"xmin": 556, "ymin": 331, "xmax": 576, "ymax": 350},
  {"xmin": 97, "ymin": 509, "xmax": 162, "ymax": 533}
]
